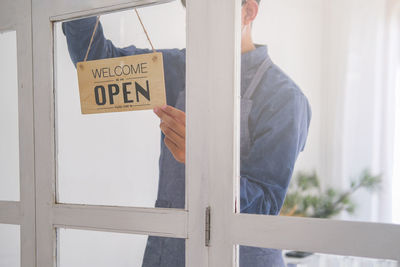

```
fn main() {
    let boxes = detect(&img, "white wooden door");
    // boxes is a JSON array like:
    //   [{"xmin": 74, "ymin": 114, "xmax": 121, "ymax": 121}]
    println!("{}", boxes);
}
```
[
  {"xmin": 32, "ymin": 0, "xmax": 207, "ymax": 266},
  {"xmin": 201, "ymin": 0, "xmax": 400, "ymax": 266},
  {"xmin": 0, "ymin": 0, "xmax": 36, "ymax": 266}
]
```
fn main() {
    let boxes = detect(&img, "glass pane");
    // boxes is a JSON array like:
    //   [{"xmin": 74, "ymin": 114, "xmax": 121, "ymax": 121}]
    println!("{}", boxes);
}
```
[
  {"xmin": 236, "ymin": 245, "xmax": 398, "ymax": 267},
  {"xmin": 0, "ymin": 224, "xmax": 20, "ymax": 267},
  {"xmin": 238, "ymin": 0, "xmax": 400, "ymax": 224},
  {"xmin": 0, "ymin": 31, "xmax": 19, "ymax": 201},
  {"xmin": 55, "ymin": 1, "xmax": 186, "ymax": 208},
  {"xmin": 394, "ymin": 67, "xmax": 400, "ymax": 224},
  {"xmin": 58, "ymin": 228, "xmax": 185, "ymax": 267}
]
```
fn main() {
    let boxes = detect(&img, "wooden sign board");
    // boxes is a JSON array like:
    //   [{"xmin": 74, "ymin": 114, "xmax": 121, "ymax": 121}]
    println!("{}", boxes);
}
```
[{"xmin": 76, "ymin": 52, "xmax": 166, "ymax": 114}]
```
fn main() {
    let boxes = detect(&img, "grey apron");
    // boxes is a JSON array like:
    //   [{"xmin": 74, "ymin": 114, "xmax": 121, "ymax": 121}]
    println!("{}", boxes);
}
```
[
  {"xmin": 143, "ymin": 57, "xmax": 284, "ymax": 267},
  {"xmin": 241, "ymin": 56, "xmax": 273, "ymax": 156},
  {"xmin": 239, "ymin": 56, "xmax": 284, "ymax": 267}
]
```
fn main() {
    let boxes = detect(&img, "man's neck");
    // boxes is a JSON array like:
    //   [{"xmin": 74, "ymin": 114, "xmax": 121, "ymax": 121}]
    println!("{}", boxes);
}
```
[
  {"xmin": 241, "ymin": 33, "xmax": 256, "ymax": 54},
  {"xmin": 242, "ymin": 42, "xmax": 256, "ymax": 54}
]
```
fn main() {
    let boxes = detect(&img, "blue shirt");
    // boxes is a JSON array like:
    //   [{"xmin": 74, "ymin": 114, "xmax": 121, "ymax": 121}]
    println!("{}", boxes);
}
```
[{"xmin": 63, "ymin": 17, "xmax": 311, "ymax": 267}]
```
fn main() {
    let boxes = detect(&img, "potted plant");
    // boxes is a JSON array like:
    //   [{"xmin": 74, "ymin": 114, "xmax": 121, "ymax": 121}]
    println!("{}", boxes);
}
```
[{"xmin": 281, "ymin": 169, "xmax": 381, "ymax": 258}]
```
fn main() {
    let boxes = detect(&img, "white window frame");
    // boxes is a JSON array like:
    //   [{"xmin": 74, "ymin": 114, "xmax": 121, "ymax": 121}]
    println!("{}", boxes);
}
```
[
  {"xmin": 205, "ymin": 0, "xmax": 400, "ymax": 266},
  {"xmin": 32, "ymin": 0, "xmax": 208, "ymax": 266},
  {"xmin": 0, "ymin": 0, "xmax": 399, "ymax": 266},
  {"xmin": 0, "ymin": 0, "xmax": 36, "ymax": 266}
]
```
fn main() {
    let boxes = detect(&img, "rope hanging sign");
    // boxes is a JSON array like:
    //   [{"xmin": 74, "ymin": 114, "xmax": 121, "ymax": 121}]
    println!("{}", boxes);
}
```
[{"xmin": 76, "ymin": 9, "xmax": 166, "ymax": 115}]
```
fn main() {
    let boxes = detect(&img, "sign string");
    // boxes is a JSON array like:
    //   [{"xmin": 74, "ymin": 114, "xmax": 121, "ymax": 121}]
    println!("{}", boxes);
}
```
[
  {"xmin": 83, "ymin": 16, "xmax": 100, "ymax": 62},
  {"xmin": 134, "ymin": 9, "xmax": 156, "ymax": 53},
  {"xmin": 84, "ymin": 9, "xmax": 156, "ymax": 62}
]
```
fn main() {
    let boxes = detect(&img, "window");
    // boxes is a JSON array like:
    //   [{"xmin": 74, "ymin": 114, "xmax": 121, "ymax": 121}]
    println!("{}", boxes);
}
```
[
  {"xmin": 0, "ymin": 224, "xmax": 20, "ymax": 267},
  {"xmin": 0, "ymin": 0, "xmax": 399, "ymax": 267},
  {"xmin": 54, "ymin": 3, "xmax": 186, "ymax": 208},
  {"xmin": 393, "ymin": 67, "xmax": 400, "ymax": 224},
  {"xmin": 0, "ymin": 30, "xmax": 19, "ymax": 201}
]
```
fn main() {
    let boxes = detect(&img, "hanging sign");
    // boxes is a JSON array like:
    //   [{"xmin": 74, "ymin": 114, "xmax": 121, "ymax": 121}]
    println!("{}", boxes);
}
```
[{"xmin": 76, "ymin": 52, "xmax": 166, "ymax": 115}]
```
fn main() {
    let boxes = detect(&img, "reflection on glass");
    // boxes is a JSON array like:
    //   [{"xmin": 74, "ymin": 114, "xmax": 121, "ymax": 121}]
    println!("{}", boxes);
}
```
[
  {"xmin": 239, "ymin": 0, "xmax": 400, "ymax": 224},
  {"xmin": 237, "ymin": 245, "xmax": 398, "ymax": 267},
  {"xmin": 0, "ymin": 31, "xmax": 19, "ymax": 201},
  {"xmin": 55, "ymin": 1, "xmax": 186, "ymax": 208},
  {"xmin": 58, "ymin": 228, "xmax": 185, "ymax": 267},
  {"xmin": 0, "ymin": 224, "xmax": 20, "ymax": 267}
]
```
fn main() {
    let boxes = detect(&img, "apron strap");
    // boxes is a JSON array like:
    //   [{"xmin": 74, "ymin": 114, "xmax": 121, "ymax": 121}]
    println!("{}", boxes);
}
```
[{"xmin": 243, "ymin": 56, "xmax": 273, "ymax": 100}]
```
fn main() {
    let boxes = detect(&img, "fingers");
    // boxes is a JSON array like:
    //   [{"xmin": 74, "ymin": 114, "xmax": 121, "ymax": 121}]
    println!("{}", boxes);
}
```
[
  {"xmin": 153, "ymin": 106, "xmax": 185, "ymax": 138},
  {"xmin": 160, "ymin": 121, "xmax": 185, "ymax": 149},
  {"xmin": 164, "ymin": 136, "xmax": 185, "ymax": 163},
  {"xmin": 154, "ymin": 105, "xmax": 186, "ymax": 164},
  {"xmin": 159, "ymin": 105, "xmax": 186, "ymax": 125}
]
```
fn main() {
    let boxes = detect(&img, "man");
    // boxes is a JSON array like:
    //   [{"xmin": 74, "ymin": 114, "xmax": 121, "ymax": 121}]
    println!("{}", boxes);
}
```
[{"xmin": 62, "ymin": 0, "xmax": 311, "ymax": 266}]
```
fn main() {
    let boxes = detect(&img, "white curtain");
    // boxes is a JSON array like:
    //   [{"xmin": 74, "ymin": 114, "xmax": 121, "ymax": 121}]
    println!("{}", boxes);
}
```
[
  {"xmin": 253, "ymin": 0, "xmax": 399, "ymax": 223},
  {"xmin": 389, "ymin": 3, "xmax": 400, "ymax": 224},
  {"xmin": 321, "ymin": 0, "xmax": 399, "ymax": 223}
]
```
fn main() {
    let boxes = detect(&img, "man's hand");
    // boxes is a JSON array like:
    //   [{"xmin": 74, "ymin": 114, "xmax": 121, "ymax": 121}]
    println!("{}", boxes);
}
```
[{"xmin": 154, "ymin": 105, "xmax": 186, "ymax": 163}]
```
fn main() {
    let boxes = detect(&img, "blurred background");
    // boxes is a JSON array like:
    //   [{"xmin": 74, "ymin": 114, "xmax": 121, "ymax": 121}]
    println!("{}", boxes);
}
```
[{"xmin": 255, "ymin": 0, "xmax": 400, "ymax": 224}]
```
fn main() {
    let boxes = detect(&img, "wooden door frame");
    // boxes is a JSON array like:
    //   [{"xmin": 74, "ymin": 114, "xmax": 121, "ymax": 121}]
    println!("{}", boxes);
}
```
[{"xmin": 0, "ymin": 0, "xmax": 36, "ymax": 266}]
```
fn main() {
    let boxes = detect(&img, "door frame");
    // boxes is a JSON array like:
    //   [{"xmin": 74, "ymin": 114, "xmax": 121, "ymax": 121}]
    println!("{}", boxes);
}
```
[
  {"xmin": 208, "ymin": 0, "xmax": 400, "ymax": 265},
  {"xmin": 31, "ymin": 0, "xmax": 207, "ymax": 266},
  {"xmin": 0, "ymin": 0, "xmax": 36, "ymax": 266}
]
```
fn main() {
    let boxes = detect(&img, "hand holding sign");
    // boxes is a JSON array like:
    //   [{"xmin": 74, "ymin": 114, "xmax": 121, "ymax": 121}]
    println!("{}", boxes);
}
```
[
  {"xmin": 76, "ymin": 10, "xmax": 166, "ymax": 114},
  {"xmin": 154, "ymin": 105, "xmax": 186, "ymax": 164}
]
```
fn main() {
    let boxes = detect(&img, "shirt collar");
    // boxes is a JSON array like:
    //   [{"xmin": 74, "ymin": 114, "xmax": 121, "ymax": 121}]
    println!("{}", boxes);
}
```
[{"xmin": 241, "ymin": 45, "xmax": 269, "ymax": 96}]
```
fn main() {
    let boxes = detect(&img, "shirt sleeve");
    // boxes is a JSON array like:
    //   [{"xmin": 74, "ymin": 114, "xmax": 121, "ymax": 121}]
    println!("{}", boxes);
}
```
[
  {"xmin": 61, "ymin": 16, "xmax": 153, "ymax": 66},
  {"xmin": 62, "ymin": 17, "xmax": 186, "ymax": 107},
  {"xmin": 240, "ymin": 89, "xmax": 311, "ymax": 215}
]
